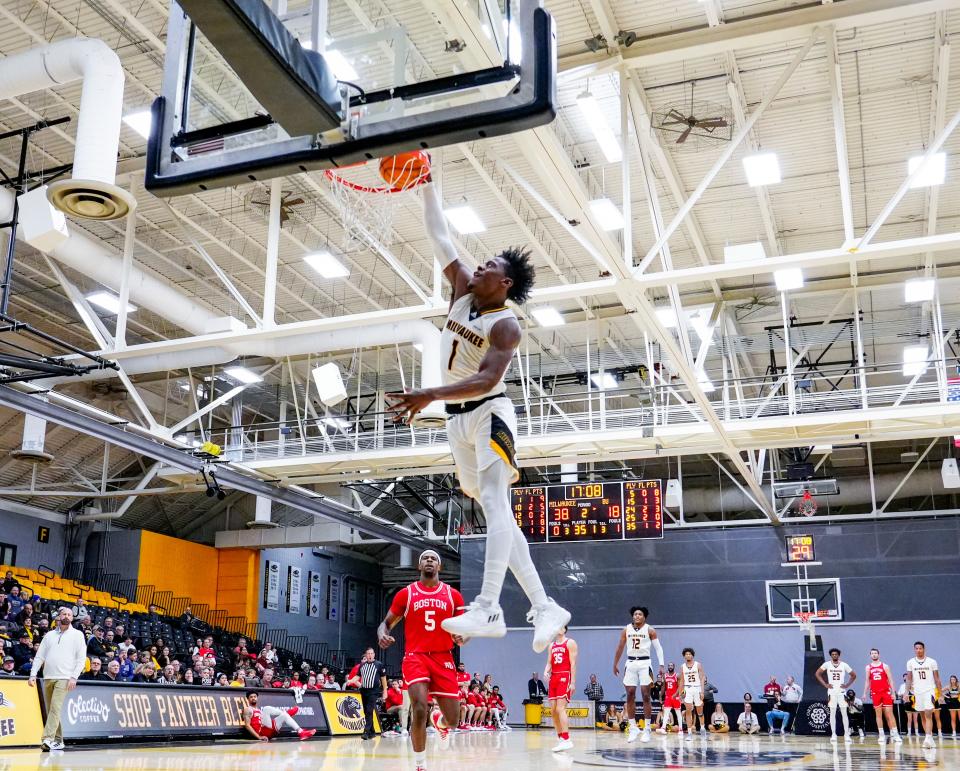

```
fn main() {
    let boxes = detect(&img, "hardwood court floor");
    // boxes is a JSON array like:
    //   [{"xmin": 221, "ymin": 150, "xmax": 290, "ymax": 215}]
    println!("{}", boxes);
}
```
[{"xmin": 2, "ymin": 730, "xmax": 957, "ymax": 770}]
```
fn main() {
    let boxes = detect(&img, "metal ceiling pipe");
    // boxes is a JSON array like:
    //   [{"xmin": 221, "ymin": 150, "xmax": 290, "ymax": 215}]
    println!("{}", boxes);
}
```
[
  {"xmin": 680, "ymin": 467, "xmax": 946, "ymax": 516},
  {"xmin": 0, "ymin": 39, "xmax": 136, "ymax": 220},
  {"xmin": 0, "ymin": 187, "xmax": 219, "ymax": 336}
]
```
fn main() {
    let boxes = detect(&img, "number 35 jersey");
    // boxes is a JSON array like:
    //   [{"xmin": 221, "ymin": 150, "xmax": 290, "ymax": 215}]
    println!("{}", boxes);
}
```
[
  {"xmin": 441, "ymin": 294, "xmax": 515, "ymax": 399},
  {"xmin": 390, "ymin": 581, "xmax": 464, "ymax": 654}
]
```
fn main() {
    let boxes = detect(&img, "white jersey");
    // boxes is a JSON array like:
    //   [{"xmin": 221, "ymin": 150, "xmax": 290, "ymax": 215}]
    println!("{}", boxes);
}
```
[
  {"xmin": 907, "ymin": 657, "xmax": 938, "ymax": 693},
  {"xmin": 682, "ymin": 661, "xmax": 702, "ymax": 690},
  {"xmin": 819, "ymin": 660, "xmax": 852, "ymax": 693},
  {"xmin": 441, "ymin": 294, "xmax": 515, "ymax": 400},
  {"xmin": 624, "ymin": 624, "xmax": 651, "ymax": 659}
]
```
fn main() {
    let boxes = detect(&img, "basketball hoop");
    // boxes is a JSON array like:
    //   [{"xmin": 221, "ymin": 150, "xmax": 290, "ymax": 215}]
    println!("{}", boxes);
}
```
[
  {"xmin": 794, "ymin": 611, "xmax": 817, "ymax": 649},
  {"xmin": 797, "ymin": 490, "xmax": 818, "ymax": 517},
  {"xmin": 324, "ymin": 152, "xmax": 431, "ymax": 249}
]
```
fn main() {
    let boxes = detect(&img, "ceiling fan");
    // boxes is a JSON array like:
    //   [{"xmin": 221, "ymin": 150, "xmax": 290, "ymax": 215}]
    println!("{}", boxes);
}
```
[
  {"xmin": 244, "ymin": 190, "xmax": 309, "ymax": 225},
  {"xmin": 652, "ymin": 81, "xmax": 733, "ymax": 149}
]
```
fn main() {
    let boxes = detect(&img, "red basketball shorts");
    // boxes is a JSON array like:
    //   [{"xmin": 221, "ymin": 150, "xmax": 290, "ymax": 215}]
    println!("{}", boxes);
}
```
[
  {"xmin": 664, "ymin": 693, "xmax": 681, "ymax": 710},
  {"xmin": 403, "ymin": 652, "xmax": 459, "ymax": 699},
  {"xmin": 871, "ymin": 690, "xmax": 894, "ymax": 708},
  {"xmin": 549, "ymin": 672, "xmax": 571, "ymax": 701}
]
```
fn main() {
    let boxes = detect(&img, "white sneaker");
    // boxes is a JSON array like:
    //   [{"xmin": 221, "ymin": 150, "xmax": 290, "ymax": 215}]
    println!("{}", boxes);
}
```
[
  {"xmin": 41, "ymin": 739, "xmax": 52, "ymax": 752},
  {"xmin": 781, "ymin": 728, "xmax": 787, "ymax": 736},
  {"xmin": 49, "ymin": 740, "xmax": 65, "ymax": 751},
  {"xmin": 830, "ymin": 734, "xmax": 838, "ymax": 743},
  {"xmin": 700, "ymin": 727, "xmax": 706, "ymax": 736},
  {"xmin": 441, "ymin": 601, "xmax": 506, "ymax": 639},
  {"xmin": 878, "ymin": 734, "xmax": 886, "ymax": 744},
  {"xmin": 892, "ymin": 733, "xmax": 903, "ymax": 744},
  {"xmin": 552, "ymin": 738, "xmax": 574, "ymax": 752},
  {"xmin": 655, "ymin": 728, "xmax": 667, "ymax": 735},
  {"xmin": 685, "ymin": 733, "xmax": 694, "ymax": 742},
  {"xmin": 400, "ymin": 728, "xmax": 409, "ymax": 737},
  {"xmin": 768, "ymin": 728, "xmax": 774, "ymax": 735},
  {"xmin": 858, "ymin": 729, "xmax": 864, "ymax": 738},
  {"xmin": 641, "ymin": 727, "xmax": 651, "ymax": 743},
  {"xmin": 923, "ymin": 736, "xmax": 935, "ymax": 749},
  {"xmin": 844, "ymin": 734, "xmax": 853, "ymax": 744},
  {"xmin": 627, "ymin": 726, "xmax": 640, "ymax": 743},
  {"xmin": 527, "ymin": 599, "xmax": 571, "ymax": 653}
]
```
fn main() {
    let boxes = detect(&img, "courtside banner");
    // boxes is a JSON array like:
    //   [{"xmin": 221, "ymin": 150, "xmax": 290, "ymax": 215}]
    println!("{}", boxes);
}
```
[
  {"xmin": 319, "ymin": 691, "xmax": 381, "ymax": 736},
  {"xmin": 0, "ymin": 677, "xmax": 43, "ymax": 747},
  {"xmin": 53, "ymin": 682, "xmax": 328, "ymax": 741}
]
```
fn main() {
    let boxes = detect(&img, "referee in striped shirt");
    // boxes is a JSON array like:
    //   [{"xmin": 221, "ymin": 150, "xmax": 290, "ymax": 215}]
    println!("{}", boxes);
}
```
[{"xmin": 357, "ymin": 647, "xmax": 387, "ymax": 739}]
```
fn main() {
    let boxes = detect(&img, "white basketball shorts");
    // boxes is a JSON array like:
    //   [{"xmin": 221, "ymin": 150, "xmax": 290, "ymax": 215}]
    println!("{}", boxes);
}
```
[
  {"xmin": 623, "ymin": 659, "xmax": 652, "ymax": 688},
  {"xmin": 446, "ymin": 396, "xmax": 519, "ymax": 500},
  {"xmin": 828, "ymin": 690, "xmax": 846, "ymax": 707},
  {"xmin": 683, "ymin": 686, "xmax": 703, "ymax": 707},
  {"xmin": 914, "ymin": 691, "xmax": 936, "ymax": 712}
]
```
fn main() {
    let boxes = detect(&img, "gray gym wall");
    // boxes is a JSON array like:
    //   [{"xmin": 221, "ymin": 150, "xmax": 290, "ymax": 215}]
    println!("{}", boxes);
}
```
[
  {"xmin": 459, "ymin": 517, "xmax": 960, "ymax": 715},
  {"xmin": 0, "ymin": 508, "xmax": 66, "ymax": 571}
]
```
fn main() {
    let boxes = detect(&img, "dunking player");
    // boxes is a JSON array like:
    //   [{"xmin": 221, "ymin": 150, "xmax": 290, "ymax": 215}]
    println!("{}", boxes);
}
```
[
  {"xmin": 378, "ymin": 550, "xmax": 463, "ymax": 771},
  {"xmin": 680, "ymin": 647, "xmax": 707, "ymax": 739},
  {"xmin": 612, "ymin": 607, "xmax": 664, "ymax": 743},
  {"xmin": 862, "ymin": 648, "xmax": 901, "ymax": 744},
  {"xmin": 386, "ymin": 182, "xmax": 569, "ymax": 653},
  {"xmin": 544, "ymin": 626, "xmax": 578, "ymax": 753},
  {"xmin": 816, "ymin": 648, "xmax": 857, "ymax": 743},
  {"xmin": 656, "ymin": 663, "xmax": 683, "ymax": 735},
  {"xmin": 906, "ymin": 641, "xmax": 944, "ymax": 749},
  {"xmin": 242, "ymin": 691, "xmax": 316, "ymax": 741}
]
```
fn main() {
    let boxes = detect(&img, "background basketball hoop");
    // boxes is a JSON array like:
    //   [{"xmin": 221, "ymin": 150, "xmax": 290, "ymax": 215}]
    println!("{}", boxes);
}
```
[
  {"xmin": 797, "ymin": 490, "xmax": 818, "ymax": 517},
  {"xmin": 324, "ymin": 151, "xmax": 431, "ymax": 249}
]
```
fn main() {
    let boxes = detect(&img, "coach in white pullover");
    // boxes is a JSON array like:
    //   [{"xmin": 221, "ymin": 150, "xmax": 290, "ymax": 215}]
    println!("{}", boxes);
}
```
[{"xmin": 29, "ymin": 606, "xmax": 86, "ymax": 750}]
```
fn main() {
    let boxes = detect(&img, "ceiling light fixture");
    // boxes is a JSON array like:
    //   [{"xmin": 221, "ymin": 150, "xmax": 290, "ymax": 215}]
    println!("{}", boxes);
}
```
[
  {"xmin": 655, "ymin": 307, "xmax": 678, "ymax": 328},
  {"xmin": 907, "ymin": 152, "xmax": 946, "ymax": 188},
  {"xmin": 774, "ymin": 267, "xmax": 804, "ymax": 292},
  {"xmin": 530, "ymin": 307, "xmax": 565, "ymax": 327},
  {"xmin": 577, "ymin": 90, "xmax": 622, "ymax": 163},
  {"xmin": 122, "ymin": 110, "xmax": 152, "ymax": 139},
  {"xmin": 224, "ymin": 366, "xmax": 263, "ymax": 384},
  {"xmin": 743, "ymin": 152, "xmax": 782, "ymax": 187},
  {"xmin": 590, "ymin": 372, "xmax": 618, "ymax": 389},
  {"xmin": 904, "ymin": 277, "xmax": 936, "ymax": 303},
  {"xmin": 86, "ymin": 291, "xmax": 136, "ymax": 315},
  {"xmin": 588, "ymin": 198, "xmax": 625, "ymax": 231},
  {"xmin": 723, "ymin": 241, "xmax": 766, "ymax": 264},
  {"xmin": 902, "ymin": 345, "xmax": 928, "ymax": 377},
  {"xmin": 304, "ymin": 251, "xmax": 350, "ymax": 278},
  {"xmin": 443, "ymin": 205, "xmax": 486, "ymax": 234}
]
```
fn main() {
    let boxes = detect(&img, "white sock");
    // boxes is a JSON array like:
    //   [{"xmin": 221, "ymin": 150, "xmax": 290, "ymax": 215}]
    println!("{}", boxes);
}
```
[
  {"xmin": 477, "ymin": 461, "xmax": 515, "ymax": 606},
  {"xmin": 414, "ymin": 751, "xmax": 427, "ymax": 768},
  {"xmin": 508, "ymin": 525, "xmax": 548, "ymax": 607},
  {"xmin": 628, "ymin": 719, "xmax": 637, "ymax": 729}
]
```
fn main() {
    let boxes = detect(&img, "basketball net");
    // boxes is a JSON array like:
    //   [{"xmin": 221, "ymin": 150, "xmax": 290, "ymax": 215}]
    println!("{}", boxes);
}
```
[
  {"xmin": 324, "ymin": 156, "xmax": 430, "ymax": 249},
  {"xmin": 794, "ymin": 611, "xmax": 817, "ymax": 648}
]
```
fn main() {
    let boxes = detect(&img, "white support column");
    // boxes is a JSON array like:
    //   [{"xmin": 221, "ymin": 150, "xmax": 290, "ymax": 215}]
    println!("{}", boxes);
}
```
[
  {"xmin": 620, "ymin": 67, "xmax": 633, "ymax": 271},
  {"xmin": 866, "ymin": 442, "xmax": 877, "ymax": 513},
  {"xmin": 925, "ymin": 14, "xmax": 950, "ymax": 271},
  {"xmin": 638, "ymin": 29, "xmax": 821, "ymax": 269},
  {"xmin": 115, "ymin": 179, "xmax": 136, "ymax": 349},
  {"xmin": 263, "ymin": 178, "xmax": 282, "ymax": 328},
  {"xmin": 311, "ymin": 0, "xmax": 328, "ymax": 53},
  {"xmin": 780, "ymin": 292, "xmax": 796, "ymax": 415},
  {"xmin": 852, "ymin": 286, "xmax": 868, "ymax": 409},
  {"xmin": 877, "ymin": 437, "xmax": 938, "ymax": 514},
  {"xmin": 825, "ymin": 26, "xmax": 855, "ymax": 246}
]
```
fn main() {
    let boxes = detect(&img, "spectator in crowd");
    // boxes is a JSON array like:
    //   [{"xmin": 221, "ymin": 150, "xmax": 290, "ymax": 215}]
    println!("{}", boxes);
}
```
[
  {"xmin": 290, "ymin": 671, "xmax": 303, "ymax": 689},
  {"xmin": 780, "ymin": 675, "xmax": 802, "ymax": 729},
  {"xmin": 147, "ymin": 604, "xmax": 160, "ymax": 622},
  {"xmin": 230, "ymin": 672, "xmax": 245, "ymax": 687},
  {"xmin": 80, "ymin": 657, "xmax": 104, "ymax": 681},
  {"xmin": 102, "ymin": 616, "xmax": 115, "ymax": 631},
  {"xmin": 383, "ymin": 679, "xmax": 404, "ymax": 731},
  {"xmin": 583, "ymin": 673, "xmax": 604, "ymax": 701},
  {"xmin": 180, "ymin": 606, "xmax": 195, "ymax": 628},
  {"xmin": 118, "ymin": 650, "xmax": 135, "ymax": 681},
  {"xmin": 148, "ymin": 645, "xmax": 162, "ymax": 670},
  {"xmin": 103, "ymin": 660, "xmax": 121, "ymax": 682},
  {"xmin": 650, "ymin": 672, "xmax": 664, "ymax": 704},
  {"xmin": 70, "ymin": 597, "xmax": 90, "ymax": 622},
  {"xmin": 345, "ymin": 663, "xmax": 361, "ymax": 690},
  {"xmin": 845, "ymin": 690, "xmax": 865, "ymax": 738},
  {"xmin": 103, "ymin": 630, "xmax": 117, "ymax": 656},
  {"xmin": 29, "ymin": 606, "xmax": 86, "ymax": 752},
  {"xmin": 279, "ymin": 675, "xmax": 292, "ymax": 689},
  {"xmin": 600, "ymin": 703, "xmax": 625, "ymax": 732},
  {"xmin": 325, "ymin": 673, "xmax": 341, "ymax": 691},
  {"xmin": 703, "ymin": 678, "xmax": 718, "ymax": 718},
  {"xmin": 945, "ymin": 674, "xmax": 960, "ymax": 738},
  {"xmin": 244, "ymin": 669, "xmax": 261, "ymax": 688},
  {"xmin": 200, "ymin": 667, "xmax": 215, "ymax": 686},
  {"xmin": 198, "ymin": 636, "xmax": 216, "ymax": 660},
  {"xmin": 737, "ymin": 702, "xmax": 760, "ymax": 734},
  {"xmin": 766, "ymin": 695, "xmax": 791, "ymax": 735},
  {"xmin": 182, "ymin": 669, "xmax": 195, "ymax": 685},
  {"xmin": 708, "ymin": 703, "xmax": 730, "ymax": 734},
  {"xmin": 117, "ymin": 635, "xmax": 133, "ymax": 656},
  {"xmin": 257, "ymin": 642, "xmax": 277, "ymax": 672},
  {"xmin": 763, "ymin": 676, "xmax": 782, "ymax": 702},
  {"xmin": 260, "ymin": 668, "xmax": 275, "ymax": 689},
  {"xmin": 216, "ymin": 673, "xmax": 230, "ymax": 687},
  {"xmin": 743, "ymin": 692, "xmax": 753, "ymax": 704},
  {"xmin": 5, "ymin": 585, "xmax": 24, "ymax": 620},
  {"xmin": 87, "ymin": 626, "xmax": 108, "ymax": 660},
  {"xmin": 158, "ymin": 665, "xmax": 177, "ymax": 685},
  {"xmin": 305, "ymin": 674, "xmax": 320, "ymax": 691},
  {"xmin": 134, "ymin": 663, "xmax": 158, "ymax": 683},
  {"xmin": 157, "ymin": 646, "xmax": 172, "ymax": 669},
  {"xmin": 2, "ymin": 571, "xmax": 19, "ymax": 593},
  {"xmin": 0, "ymin": 593, "xmax": 7, "ymax": 621},
  {"xmin": 528, "ymin": 672, "xmax": 547, "ymax": 701},
  {"xmin": 0, "ymin": 654, "xmax": 17, "ymax": 677},
  {"xmin": 12, "ymin": 631, "xmax": 33, "ymax": 668},
  {"xmin": 16, "ymin": 601, "xmax": 34, "ymax": 627},
  {"xmin": 20, "ymin": 616, "xmax": 36, "ymax": 643}
]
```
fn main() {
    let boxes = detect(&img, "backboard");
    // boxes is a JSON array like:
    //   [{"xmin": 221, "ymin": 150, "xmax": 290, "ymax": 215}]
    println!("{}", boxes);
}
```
[
  {"xmin": 145, "ymin": 0, "xmax": 556, "ymax": 196},
  {"xmin": 765, "ymin": 578, "xmax": 842, "ymax": 623}
]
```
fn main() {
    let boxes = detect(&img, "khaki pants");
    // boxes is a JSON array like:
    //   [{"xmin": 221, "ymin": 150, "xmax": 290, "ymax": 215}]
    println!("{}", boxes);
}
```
[{"xmin": 42, "ymin": 679, "xmax": 70, "ymax": 743}]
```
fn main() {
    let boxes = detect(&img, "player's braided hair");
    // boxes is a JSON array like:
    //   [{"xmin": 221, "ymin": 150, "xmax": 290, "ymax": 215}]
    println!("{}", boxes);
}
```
[{"xmin": 498, "ymin": 246, "xmax": 535, "ymax": 304}]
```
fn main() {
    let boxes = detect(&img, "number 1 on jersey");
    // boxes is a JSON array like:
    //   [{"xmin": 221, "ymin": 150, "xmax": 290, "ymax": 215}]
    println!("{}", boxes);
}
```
[{"xmin": 448, "ymin": 340, "xmax": 459, "ymax": 371}]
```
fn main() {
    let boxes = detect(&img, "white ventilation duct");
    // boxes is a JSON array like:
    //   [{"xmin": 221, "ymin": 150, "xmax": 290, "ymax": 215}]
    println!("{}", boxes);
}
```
[
  {"xmin": 9, "ymin": 413, "xmax": 54, "ymax": 463},
  {"xmin": 0, "ymin": 39, "xmax": 135, "ymax": 220}
]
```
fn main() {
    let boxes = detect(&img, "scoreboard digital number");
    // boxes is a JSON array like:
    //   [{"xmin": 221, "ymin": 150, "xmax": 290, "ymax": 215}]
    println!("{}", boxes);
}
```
[
  {"xmin": 512, "ymin": 480, "xmax": 663, "ymax": 544},
  {"xmin": 785, "ymin": 534, "xmax": 816, "ymax": 563}
]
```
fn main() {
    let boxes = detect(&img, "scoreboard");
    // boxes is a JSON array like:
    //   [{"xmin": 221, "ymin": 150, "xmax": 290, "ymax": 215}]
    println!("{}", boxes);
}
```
[
  {"xmin": 512, "ymin": 480, "xmax": 664, "ymax": 543},
  {"xmin": 784, "ymin": 534, "xmax": 816, "ymax": 563}
]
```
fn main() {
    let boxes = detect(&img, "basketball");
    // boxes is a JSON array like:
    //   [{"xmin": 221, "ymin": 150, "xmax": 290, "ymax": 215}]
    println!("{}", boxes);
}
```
[{"xmin": 378, "ymin": 151, "xmax": 431, "ymax": 191}]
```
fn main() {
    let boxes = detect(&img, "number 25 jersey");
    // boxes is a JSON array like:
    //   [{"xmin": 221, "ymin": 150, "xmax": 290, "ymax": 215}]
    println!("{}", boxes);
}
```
[{"xmin": 389, "ymin": 581, "xmax": 464, "ymax": 654}]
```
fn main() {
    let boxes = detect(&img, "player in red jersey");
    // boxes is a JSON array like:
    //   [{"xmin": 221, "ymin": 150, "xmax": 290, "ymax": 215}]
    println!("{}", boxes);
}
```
[
  {"xmin": 544, "ymin": 626, "xmax": 578, "ymax": 753},
  {"xmin": 656, "ymin": 663, "xmax": 684, "ymax": 735},
  {"xmin": 378, "ymin": 549, "xmax": 464, "ymax": 771},
  {"xmin": 862, "ymin": 648, "xmax": 901, "ymax": 744},
  {"xmin": 242, "ymin": 691, "xmax": 315, "ymax": 741}
]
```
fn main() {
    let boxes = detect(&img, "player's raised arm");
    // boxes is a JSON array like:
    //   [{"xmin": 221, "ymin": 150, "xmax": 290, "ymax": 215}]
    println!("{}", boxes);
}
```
[
  {"xmin": 613, "ymin": 628, "xmax": 626, "ymax": 676},
  {"xmin": 422, "ymin": 182, "xmax": 470, "ymax": 303}
]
